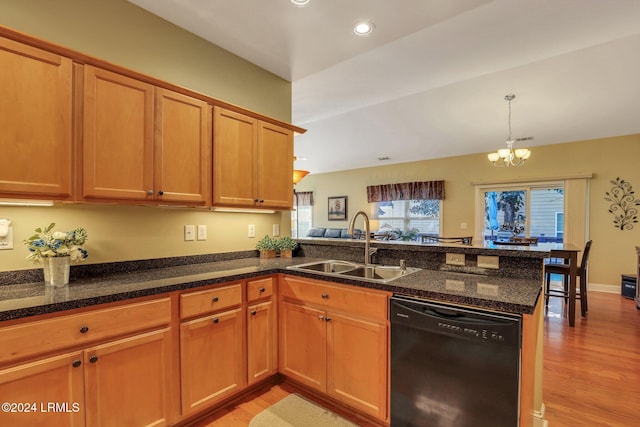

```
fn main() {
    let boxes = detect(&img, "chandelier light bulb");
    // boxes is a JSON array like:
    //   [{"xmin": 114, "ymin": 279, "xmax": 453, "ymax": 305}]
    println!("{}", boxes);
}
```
[{"xmin": 488, "ymin": 94, "xmax": 531, "ymax": 167}]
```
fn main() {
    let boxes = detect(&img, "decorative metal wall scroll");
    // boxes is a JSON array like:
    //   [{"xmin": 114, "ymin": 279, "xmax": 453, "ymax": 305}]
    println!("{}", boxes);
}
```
[{"xmin": 604, "ymin": 177, "xmax": 640, "ymax": 230}]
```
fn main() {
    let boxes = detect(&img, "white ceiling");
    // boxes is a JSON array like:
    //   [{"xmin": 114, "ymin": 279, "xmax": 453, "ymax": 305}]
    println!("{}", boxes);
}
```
[{"xmin": 129, "ymin": 0, "xmax": 640, "ymax": 174}]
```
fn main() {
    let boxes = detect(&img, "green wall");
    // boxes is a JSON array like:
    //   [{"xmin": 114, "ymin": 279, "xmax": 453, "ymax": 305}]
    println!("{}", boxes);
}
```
[
  {"xmin": 0, "ymin": 0, "xmax": 292, "ymax": 272},
  {"xmin": 0, "ymin": 0, "xmax": 291, "ymax": 121}
]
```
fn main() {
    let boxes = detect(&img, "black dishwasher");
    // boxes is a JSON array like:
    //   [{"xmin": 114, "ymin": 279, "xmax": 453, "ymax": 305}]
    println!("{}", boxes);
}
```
[{"xmin": 390, "ymin": 295, "xmax": 521, "ymax": 427}]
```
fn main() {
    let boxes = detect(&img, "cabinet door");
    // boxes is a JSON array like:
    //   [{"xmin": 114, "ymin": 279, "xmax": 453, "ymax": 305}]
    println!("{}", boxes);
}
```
[
  {"xmin": 82, "ymin": 65, "xmax": 154, "ymax": 201},
  {"xmin": 180, "ymin": 308, "xmax": 245, "ymax": 416},
  {"xmin": 0, "ymin": 37, "xmax": 73, "ymax": 199},
  {"xmin": 0, "ymin": 351, "xmax": 84, "ymax": 427},
  {"xmin": 327, "ymin": 312, "xmax": 388, "ymax": 420},
  {"xmin": 84, "ymin": 328, "xmax": 172, "ymax": 427},
  {"xmin": 247, "ymin": 300, "xmax": 277, "ymax": 385},
  {"xmin": 213, "ymin": 107, "xmax": 257, "ymax": 207},
  {"xmin": 257, "ymin": 121, "xmax": 293, "ymax": 208},
  {"xmin": 279, "ymin": 301, "xmax": 326, "ymax": 392},
  {"xmin": 155, "ymin": 89, "xmax": 211, "ymax": 204}
]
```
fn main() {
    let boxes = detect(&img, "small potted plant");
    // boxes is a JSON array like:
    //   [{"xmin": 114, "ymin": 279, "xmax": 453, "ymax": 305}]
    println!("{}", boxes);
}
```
[
  {"xmin": 256, "ymin": 235, "xmax": 278, "ymax": 259},
  {"xmin": 276, "ymin": 236, "xmax": 298, "ymax": 258}
]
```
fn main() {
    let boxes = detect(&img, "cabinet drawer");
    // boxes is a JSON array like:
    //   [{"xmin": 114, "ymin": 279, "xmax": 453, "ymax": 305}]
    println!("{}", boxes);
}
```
[
  {"xmin": 181, "ymin": 283, "xmax": 242, "ymax": 319},
  {"xmin": 0, "ymin": 298, "xmax": 171, "ymax": 365},
  {"xmin": 247, "ymin": 277, "xmax": 274, "ymax": 302},
  {"xmin": 280, "ymin": 276, "xmax": 389, "ymax": 322}
]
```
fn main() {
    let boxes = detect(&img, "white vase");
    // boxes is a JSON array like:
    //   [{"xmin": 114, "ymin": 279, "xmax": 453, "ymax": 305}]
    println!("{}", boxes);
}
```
[
  {"xmin": 48, "ymin": 256, "xmax": 70, "ymax": 287},
  {"xmin": 42, "ymin": 257, "xmax": 51, "ymax": 285}
]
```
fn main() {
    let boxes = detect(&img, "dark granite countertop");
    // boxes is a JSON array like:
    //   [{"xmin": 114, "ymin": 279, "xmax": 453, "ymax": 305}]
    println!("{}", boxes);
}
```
[
  {"xmin": 0, "ymin": 256, "xmax": 542, "ymax": 322},
  {"xmin": 297, "ymin": 237, "xmax": 578, "ymax": 258}
]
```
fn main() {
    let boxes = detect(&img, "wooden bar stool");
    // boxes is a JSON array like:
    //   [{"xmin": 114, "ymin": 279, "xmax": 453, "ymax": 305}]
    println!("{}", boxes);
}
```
[{"xmin": 544, "ymin": 240, "xmax": 592, "ymax": 318}]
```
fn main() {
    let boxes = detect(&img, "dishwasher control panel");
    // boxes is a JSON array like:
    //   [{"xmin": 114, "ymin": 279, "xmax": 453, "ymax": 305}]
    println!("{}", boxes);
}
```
[
  {"xmin": 437, "ymin": 321, "xmax": 506, "ymax": 341},
  {"xmin": 390, "ymin": 295, "xmax": 521, "ymax": 348}
]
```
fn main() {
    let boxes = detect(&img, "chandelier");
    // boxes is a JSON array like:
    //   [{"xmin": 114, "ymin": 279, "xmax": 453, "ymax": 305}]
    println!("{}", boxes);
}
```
[{"xmin": 488, "ymin": 94, "xmax": 531, "ymax": 167}]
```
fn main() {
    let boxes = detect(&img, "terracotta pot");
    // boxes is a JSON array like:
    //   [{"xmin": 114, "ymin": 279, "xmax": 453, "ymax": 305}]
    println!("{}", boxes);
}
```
[
  {"xmin": 259, "ymin": 250, "xmax": 277, "ymax": 259},
  {"xmin": 280, "ymin": 249, "xmax": 293, "ymax": 258}
]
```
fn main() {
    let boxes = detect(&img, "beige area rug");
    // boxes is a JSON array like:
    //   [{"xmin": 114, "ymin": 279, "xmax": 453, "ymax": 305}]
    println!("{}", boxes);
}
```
[{"xmin": 249, "ymin": 393, "xmax": 359, "ymax": 427}]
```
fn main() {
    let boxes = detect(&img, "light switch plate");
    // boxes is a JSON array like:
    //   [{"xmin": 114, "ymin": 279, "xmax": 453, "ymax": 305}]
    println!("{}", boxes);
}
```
[
  {"xmin": 445, "ymin": 253, "xmax": 465, "ymax": 266},
  {"xmin": 272, "ymin": 224, "xmax": 280, "ymax": 237},
  {"xmin": 197, "ymin": 225, "xmax": 207, "ymax": 241}
]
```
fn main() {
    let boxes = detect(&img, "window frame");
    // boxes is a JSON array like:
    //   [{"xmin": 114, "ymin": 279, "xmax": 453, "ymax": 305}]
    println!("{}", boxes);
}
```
[
  {"xmin": 474, "ymin": 180, "xmax": 564, "ymax": 243},
  {"xmin": 372, "ymin": 199, "xmax": 442, "ymax": 236}
]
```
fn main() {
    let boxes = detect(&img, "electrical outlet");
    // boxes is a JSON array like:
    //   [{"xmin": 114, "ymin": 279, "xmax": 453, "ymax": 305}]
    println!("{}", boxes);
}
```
[
  {"xmin": 478, "ymin": 255, "xmax": 499, "ymax": 269},
  {"xmin": 197, "ymin": 225, "xmax": 207, "ymax": 241},
  {"xmin": 248, "ymin": 224, "xmax": 256, "ymax": 238},
  {"xmin": 184, "ymin": 225, "xmax": 195, "ymax": 241},
  {"xmin": 272, "ymin": 224, "xmax": 280, "ymax": 237},
  {"xmin": 445, "ymin": 253, "xmax": 465, "ymax": 266},
  {"xmin": 0, "ymin": 219, "xmax": 13, "ymax": 250}
]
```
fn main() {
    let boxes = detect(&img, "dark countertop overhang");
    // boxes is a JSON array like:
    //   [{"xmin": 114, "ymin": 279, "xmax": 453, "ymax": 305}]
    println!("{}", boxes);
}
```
[{"xmin": 0, "ymin": 255, "xmax": 544, "ymax": 322}]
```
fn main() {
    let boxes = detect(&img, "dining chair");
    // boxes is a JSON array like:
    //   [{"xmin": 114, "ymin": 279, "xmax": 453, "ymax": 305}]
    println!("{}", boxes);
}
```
[{"xmin": 544, "ymin": 240, "xmax": 592, "ymax": 317}]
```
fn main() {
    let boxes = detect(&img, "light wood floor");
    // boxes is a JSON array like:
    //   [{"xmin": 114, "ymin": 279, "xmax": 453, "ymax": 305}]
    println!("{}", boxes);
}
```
[
  {"xmin": 195, "ymin": 291, "xmax": 640, "ymax": 426},
  {"xmin": 543, "ymin": 291, "xmax": 640, "ymax": 426}
]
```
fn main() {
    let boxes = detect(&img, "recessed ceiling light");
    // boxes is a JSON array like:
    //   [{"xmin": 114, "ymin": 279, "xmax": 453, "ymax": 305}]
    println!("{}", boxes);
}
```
[
  {"xmin": 353, "ymin": 22, "xmax": 374, "ymax": 36},
  {"xmin": 291, "ymin": 0, "xmax": 310, "ymax": 6}
]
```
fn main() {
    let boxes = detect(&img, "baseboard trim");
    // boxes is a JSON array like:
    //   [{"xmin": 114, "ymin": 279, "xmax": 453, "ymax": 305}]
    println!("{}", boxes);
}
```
[
  {"xmin": 533, "ymin": 402, "xmax": 547, "ymax": 427},
  {"xmin": 589, "ymin": 282, "xmax": 620, "ymax": 294}
]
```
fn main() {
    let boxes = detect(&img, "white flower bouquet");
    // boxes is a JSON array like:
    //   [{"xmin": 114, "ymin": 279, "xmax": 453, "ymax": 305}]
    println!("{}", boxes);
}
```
[{"xmin": 24, "ymin": 223, "xmax": 89, "ymax": 262}]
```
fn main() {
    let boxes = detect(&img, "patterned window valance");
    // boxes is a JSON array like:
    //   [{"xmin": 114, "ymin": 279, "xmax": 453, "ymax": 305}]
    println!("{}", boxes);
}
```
[
  {"xmin": 367, "ymin": 180, "xmax": 445, "ymax": 202},
  {"xmin": 294, "ymin": 191, "xmax": 314, "ymax": 206}
]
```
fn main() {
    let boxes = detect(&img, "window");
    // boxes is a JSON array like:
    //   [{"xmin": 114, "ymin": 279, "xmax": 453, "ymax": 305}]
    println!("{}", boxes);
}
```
[
  {"xmin": 482, "ymin": 184, "xmax": 564, "ymax": 242},
  {"xmin": 373, "ymin": 199, "xmax": 441, "ymax": 236},
  {"xmin": 292, "ymin": 191, "xmax": 313, "ymax": 238}
]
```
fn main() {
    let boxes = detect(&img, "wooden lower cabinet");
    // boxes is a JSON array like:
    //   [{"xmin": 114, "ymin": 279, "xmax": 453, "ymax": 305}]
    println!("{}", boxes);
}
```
[
  {"xmin": 0, "ymin": 351, "xmax": 84, "ymax": 427},
  {"xmin": 0, "ymin": 328, "xmax": 172, "ymax": 427},
  {"xmin": 279, "ymin": 301, "xmax": 327, "ymax": 391},
  {"xmin": 84, "ymin": 328, "xmax": 173, "ymax": 427},
  {"xmin": 327, "ymin": 312, "xmax": 388, "ymax": 419},
  {"xmin": 279, "ymin": 277, "xmax": 390, "ymax": 421},
  {"xmin": 180, "ymin": 308, "xmax": 245, "ymax": 416},
  {"xmin": 247, "ymin": 299, "xmax": 278, "ymax": 385}
]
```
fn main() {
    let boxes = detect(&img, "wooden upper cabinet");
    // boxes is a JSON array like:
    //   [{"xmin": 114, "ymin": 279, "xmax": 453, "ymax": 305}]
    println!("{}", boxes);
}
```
[
  {"xmin": 155, "ymin": 89, "xmax": 211, "ymax": 205},
  {"xmin": 213, "ymin": 107, "xmax": 293, "ymax": 209},
  {"xmin": 213, "ymin": 107, "xmax": 257, "ymax": 207},
  {"xmin": 0, "ymin": 37, "xmax": 73, "ymax": 200},
  {"xmin": 257, "ymin": 121, "xmax": 293, "ymax": 208},
  {"xmin": 82, "ymin": 66, "xmax": 210, "ymax": 205},
  {"xmin": 82, "ymin": 65, "xmax": 154, "ymax": 201}
]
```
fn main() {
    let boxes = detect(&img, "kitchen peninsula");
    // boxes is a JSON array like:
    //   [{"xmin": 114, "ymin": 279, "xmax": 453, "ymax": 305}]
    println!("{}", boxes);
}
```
[{"xmin": 0, "ymin": 241, "xmax": 560, "ymax": 427}]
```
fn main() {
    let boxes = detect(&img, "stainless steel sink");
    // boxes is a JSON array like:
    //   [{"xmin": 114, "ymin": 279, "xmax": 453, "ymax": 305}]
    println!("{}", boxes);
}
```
[
  {"xmin": 339, "ymin": 265, "xmax": 421, "ymax": 282},
  {"xmin": 287, "ymin": 260, "xmax": 420, "ymax": 283},
  {"xmin": 289, "ymin": 260, "xmax": 359, "ymax": 274}
]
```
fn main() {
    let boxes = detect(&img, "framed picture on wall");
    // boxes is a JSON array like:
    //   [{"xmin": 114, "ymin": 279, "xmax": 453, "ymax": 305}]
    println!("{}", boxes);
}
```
[{"xmin": 328, "ymin": 196, "xmax": 347, "ymax": 221}]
